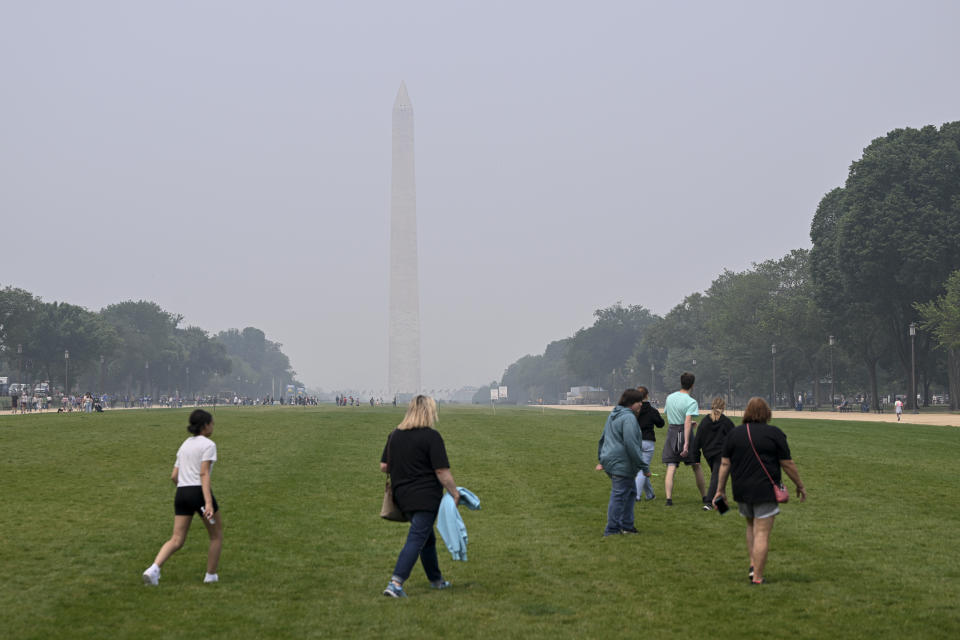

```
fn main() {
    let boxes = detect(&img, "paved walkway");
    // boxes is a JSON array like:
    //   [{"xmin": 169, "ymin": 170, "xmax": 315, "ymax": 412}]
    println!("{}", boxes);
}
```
[{"xmin": 541, "ymin": 405, "xmax": 960, "ymax": 427}]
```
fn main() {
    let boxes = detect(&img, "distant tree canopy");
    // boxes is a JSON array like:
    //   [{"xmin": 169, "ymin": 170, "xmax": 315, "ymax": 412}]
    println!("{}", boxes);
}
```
[
  {"xmin": 0, "ymin": 287, "xmax": 299, "ymax": 397},
  {"xmin": 213, "ymin": 327, "xmax": 298, "ymax": 398},
  {"xmin": 916, "ymin": 270, "xmax": 960, "ymax": 410},
  {"xmin": 486, "ymin": 122, "xmax": 960, "ymax": 409},
  {"xmin": 810, "ymin": 122, "xmax": 960, "ymax": 409}
]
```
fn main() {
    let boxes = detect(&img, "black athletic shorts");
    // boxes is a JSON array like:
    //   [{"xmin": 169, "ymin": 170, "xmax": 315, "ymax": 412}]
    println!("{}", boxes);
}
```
[{"xmin": 174, "ymin": 486, "xmax": 219, "ymax": 517}]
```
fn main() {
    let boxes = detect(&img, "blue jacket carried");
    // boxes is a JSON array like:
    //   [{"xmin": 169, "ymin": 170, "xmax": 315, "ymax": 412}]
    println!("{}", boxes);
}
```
[
  {"xmin": 437, "ymin": 487, "xmax": 481, "ymax": 561},
  {"xmin": 597, "ymin": 405, "xmax": 649, "ymax": 477}
]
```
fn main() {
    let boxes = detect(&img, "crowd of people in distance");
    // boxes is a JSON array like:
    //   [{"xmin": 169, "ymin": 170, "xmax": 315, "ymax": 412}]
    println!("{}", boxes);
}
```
[
  {"xmin": 335, "ymin": 394, "xmax": 394, "ymax": 407},
  {"xmin": 598, "ymin": 371, "xmax": 807, "ymax": 585}
]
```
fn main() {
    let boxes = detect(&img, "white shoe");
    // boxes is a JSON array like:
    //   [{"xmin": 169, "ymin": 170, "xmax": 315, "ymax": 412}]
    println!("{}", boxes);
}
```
[
  {"xmin": 142, "ymin": 566, "xmax": 160, "ymax": 586},
  {"xmin": 203, "ymin": 573, "xmax": 219, "ymax": 583}
]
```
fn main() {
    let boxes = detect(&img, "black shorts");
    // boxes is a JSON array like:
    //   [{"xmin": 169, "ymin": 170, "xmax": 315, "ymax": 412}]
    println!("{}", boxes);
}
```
[{"xmin": 174, "ymin": 486, "xmax": 219, "ymax": 517}]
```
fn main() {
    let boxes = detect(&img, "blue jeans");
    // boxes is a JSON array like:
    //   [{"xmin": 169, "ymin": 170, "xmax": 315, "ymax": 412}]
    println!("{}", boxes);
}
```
[
  {"xmin": 634, "ymin": 440, "xmax": 656, "ymax": 500},
  {"xmin": 391, "ymin": 510, "xmax": 443, "ymax": 584},
  {"xmin": 605, "ymin": 474, "xmax": 637, "ymax": 535}
]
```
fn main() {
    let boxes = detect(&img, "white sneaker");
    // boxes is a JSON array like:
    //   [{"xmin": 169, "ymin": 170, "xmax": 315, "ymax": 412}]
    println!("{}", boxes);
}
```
[
  {"xmin": 142, "ymin": 566, "xmax": 160, "ymax": 586},
  {"xmin": 203, "ymin": 573, "xmax": 219, "ymax": 583}
]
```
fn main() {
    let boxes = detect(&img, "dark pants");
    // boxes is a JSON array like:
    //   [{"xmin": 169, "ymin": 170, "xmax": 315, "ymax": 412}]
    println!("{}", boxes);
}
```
[
  {"xmin": 706, "ymin": 456, "xmax": 722, "ymax": 502},
  {"xmin": 392, "ymin": 509, "xmax": 442, "ymax": 584},
  {"xmin": 605, "ymin": 474, "xmax": 637, "ymax": 535}
]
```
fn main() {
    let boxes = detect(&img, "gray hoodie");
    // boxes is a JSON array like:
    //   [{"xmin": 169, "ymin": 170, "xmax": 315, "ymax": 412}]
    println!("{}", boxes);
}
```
[{"xmin": 598, "ymin": 405, "xmax": 649, "ymax": 477}]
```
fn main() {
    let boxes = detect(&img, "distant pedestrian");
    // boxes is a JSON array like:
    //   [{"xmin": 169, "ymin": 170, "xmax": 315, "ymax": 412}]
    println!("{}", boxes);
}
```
[
  {"xmin": 895, "ymin": 398, "xmax": 903, "ymax": 421},
  {"xmin": 143, "ymin": 409, "xmax": 223, "ymax": 586}
]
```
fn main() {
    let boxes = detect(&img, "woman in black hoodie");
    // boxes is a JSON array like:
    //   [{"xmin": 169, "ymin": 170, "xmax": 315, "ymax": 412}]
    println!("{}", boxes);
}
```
[
  {"xmin": 696, "ymin": 396, "xmax": 735, "ymax": 510},
  {"xmin": 633, "ymin": 386, "xmax": 665, "ymax": 501}
]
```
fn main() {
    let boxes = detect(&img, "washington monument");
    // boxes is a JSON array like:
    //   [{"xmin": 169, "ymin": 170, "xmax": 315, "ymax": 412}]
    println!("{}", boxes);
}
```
[{"xmin": 388, "ymin": 82, "xmax": 421, "ymax": 396}]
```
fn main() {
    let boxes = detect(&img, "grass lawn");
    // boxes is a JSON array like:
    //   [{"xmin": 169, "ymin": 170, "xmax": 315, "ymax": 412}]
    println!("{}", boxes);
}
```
[{"xmin": 1, "ymin": 405, "xmax": 958, "ymax": 639}]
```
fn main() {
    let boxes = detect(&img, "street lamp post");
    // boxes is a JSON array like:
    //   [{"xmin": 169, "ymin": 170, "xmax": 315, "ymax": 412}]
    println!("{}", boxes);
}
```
[
  {"xmin": 145, "ymin": 361, "xmax": 150, "ymax": 406},
  {"xmin": 829, "ymin": 335, "xmax": 835, "ymax": 408},
  {"xmin": 650, "ymin": 363, "xmax": 655, "ymax": 403},
  {"xmin": 728, "ymin": 371, "xmax": 733, "ymax": 410},
  {"xmin": 17, "ymin": 344, "xmax": 22, "ymax": 395},
  {"xmin": 185, "ymin": 366, "xmax": 190, "ymax": 402},
  {"xmin": 99, "ymin": 355, "xmax": 105, "ymax": 395},
  {"xmin": 64, "ymin": 350, "xmax": 70, "ymax": 396},
  {"xmin": 909, "ymin": 322, "xmax": 918, "ymax": 414},
  {"xmin": 771, "ymin": 344, "xmax": 777, "ymax": 408}
]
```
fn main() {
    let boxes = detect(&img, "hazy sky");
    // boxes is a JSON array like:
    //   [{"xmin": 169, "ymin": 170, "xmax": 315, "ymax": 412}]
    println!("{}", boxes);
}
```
[{"xmin": 3, "ymin": 1, "xmax": 959, "ymax": 393}]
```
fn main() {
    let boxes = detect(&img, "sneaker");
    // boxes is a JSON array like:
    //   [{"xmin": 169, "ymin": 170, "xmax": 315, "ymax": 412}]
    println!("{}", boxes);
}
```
[
  {"xmin": 203, "ymin": 573, "xmax": 219, "ymax": 583},
  {"xmin": 620, "ymin": 527, "xmax": 639, "ymax": 534},
  {"xmin": 748, "ymin": 566, "xmax": 754, "ymax": 580},
  {"xmin": 702, "ymin": 503, "xmax": 714, "ymax": 511},
  {"xmin": 430, "ymin": 580, "xmax": 452, "ymax": 590},
  {"xmin": 665, "ymin": 499, "xmax": 673, "ymax": 506},
  {"xmin": 645, "ymin": 494, "xmax": 656, "ymax": 501},
  {"xmin": 383, "ymin": 581, "xmax": 407, "ymax": 598},
  {"xmin": 142, "ymin": 566, "xmax": 160, "ymax": 586}
]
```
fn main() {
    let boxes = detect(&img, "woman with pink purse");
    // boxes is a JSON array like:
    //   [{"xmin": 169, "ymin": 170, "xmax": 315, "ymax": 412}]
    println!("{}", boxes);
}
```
[{"xmin": 713, "ymin": 397, "xmax": 807, "ymax": 585}]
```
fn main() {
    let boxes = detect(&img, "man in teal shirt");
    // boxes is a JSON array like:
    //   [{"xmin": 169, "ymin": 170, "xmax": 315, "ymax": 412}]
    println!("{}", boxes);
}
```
[{"xmin": 662, "ymin": 372, "xmax": 708, "ymax": 508}]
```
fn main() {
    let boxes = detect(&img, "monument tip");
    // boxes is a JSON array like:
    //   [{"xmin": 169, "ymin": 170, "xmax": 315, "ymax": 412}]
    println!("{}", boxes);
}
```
[{"xmin": 394, "ymin": 81, "xmax": 412, "ymax": 110}]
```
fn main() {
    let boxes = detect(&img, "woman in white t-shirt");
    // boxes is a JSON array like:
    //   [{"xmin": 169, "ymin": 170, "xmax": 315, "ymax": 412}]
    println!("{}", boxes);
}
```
[{"xmin": 143, "ymin": 409, "xmax": 223, "ymax": 585}]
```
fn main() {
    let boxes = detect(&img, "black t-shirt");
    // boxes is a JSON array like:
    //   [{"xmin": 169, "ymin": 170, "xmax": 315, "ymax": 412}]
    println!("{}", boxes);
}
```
[
  {"xmin": 721, "ymin": 423, "xmax": 791, "ymax": 504},
  {"xmin": 380, "ymin": 427, "xmax": 450, "ymax": 513}
]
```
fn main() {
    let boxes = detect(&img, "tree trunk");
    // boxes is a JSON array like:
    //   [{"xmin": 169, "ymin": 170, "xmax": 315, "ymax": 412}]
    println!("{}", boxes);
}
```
[{"xmin": 866, "ymin": 357, "xmax": 880, "ymax": 411}]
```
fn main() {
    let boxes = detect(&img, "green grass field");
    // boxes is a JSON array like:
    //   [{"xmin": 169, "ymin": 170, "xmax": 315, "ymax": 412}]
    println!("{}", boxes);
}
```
[{"xmin": 1, "ymin": 405, "xmax": 958, "ymax": 639}]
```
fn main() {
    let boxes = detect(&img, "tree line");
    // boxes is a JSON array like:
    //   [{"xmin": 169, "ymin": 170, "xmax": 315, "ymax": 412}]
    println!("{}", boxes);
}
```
[
  {"xmin": 0, "ymin": 291, "xmax": 300, "ymax": 398},
  {"xmin": 479, "ymin": 122, "xmax": 960, "ymax": 411}
]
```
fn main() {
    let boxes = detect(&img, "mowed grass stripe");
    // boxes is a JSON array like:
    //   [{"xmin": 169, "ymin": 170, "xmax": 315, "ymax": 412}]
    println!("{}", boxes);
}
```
[{"xmin": 1, "ymin": 406, "xmax": 958, "ymax": 639}]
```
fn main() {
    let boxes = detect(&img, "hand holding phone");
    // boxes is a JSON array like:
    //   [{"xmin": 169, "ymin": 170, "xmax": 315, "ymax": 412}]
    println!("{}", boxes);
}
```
[{"xmin": 714, "ymin": 496, "xmax": 730, "ymax": 514}]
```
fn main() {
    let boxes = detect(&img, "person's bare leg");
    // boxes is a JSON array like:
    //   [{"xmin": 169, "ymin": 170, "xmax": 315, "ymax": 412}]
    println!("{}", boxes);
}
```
[
  {"xmin": 744, "ymin": 517, "xmax": 755, "ymax": 574},
  {"xmin": 202, "ymin": 512, "xmax": 224, "ymax": 574},
  {"xmin": 154, "ymin": 515, "xmax": 193, "ymax": 566},
  {"xmin": 751, "ymin": 516, "xmax": 775, "ymax": 582},
  {"xmin": 664, "ymin": 464, "xmax": 678, "ymax": 499},
  {"xmin": 692, "ymin": 463, "xmax": 707, "ymax": 498}
]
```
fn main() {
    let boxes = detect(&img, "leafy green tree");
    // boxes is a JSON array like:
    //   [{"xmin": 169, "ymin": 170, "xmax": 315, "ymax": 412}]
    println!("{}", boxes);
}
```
[
  {"xmin": 566, "ymin": 303, "xmax": 659, "ymax": 388},
  {"xmin": 100, "ymin": 301, "xmax": 181, "ymax": 395},
  {"xmin": 500, "ymin": 338, "xmax": 575, "ymax": 404},
  {"xmin": 916, "ymin": 270, "xmax": 960, "ymax": 410},
  {"xmin": 214, "ymin": 327, "xmax": 298, "ymax": 397},
  {"xmin": 814, "ymin": 123, "xmax": 960, "ymax": 408},
  {"xmin": 30, "ymin": 302, "xmax": 117, "ymax": 392}
]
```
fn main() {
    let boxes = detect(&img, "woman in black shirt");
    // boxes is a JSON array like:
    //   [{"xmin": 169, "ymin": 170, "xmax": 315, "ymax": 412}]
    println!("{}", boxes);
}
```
[
  {"xmin": 379, "ymin": 395, "xmax": 460, "ymax": 598},
  {"xmin": 714, "ymin": 397, "xmax": 806, "ymax": 584}
]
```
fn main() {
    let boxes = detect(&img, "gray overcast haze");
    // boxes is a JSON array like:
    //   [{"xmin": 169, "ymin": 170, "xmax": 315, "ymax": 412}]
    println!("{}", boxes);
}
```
[{"xmin": 3, "ymin": 1, "xmax": 959, "ymax": 393}]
